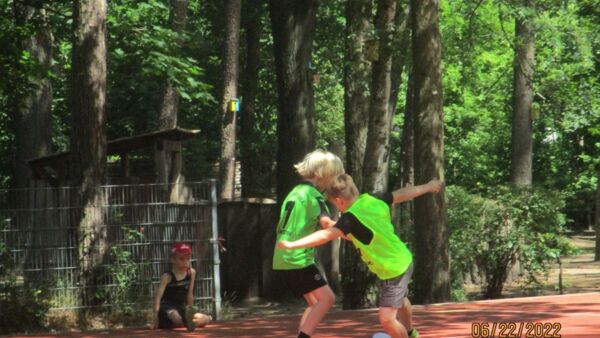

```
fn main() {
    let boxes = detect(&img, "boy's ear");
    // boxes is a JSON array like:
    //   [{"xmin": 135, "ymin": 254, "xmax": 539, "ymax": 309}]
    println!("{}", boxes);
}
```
[{"xmin": 333, "ymin": 197, "xmax": 344, "ymax": 208}]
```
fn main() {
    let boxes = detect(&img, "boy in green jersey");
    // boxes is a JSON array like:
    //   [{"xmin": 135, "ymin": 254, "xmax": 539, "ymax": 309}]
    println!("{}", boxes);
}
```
[
  {"xmin": 278, "ymin": 174, "xmax": 443, "ymax": 338},
  {"xmin": 272, "ymin": 149, "xmax": 344, "ymax": 338}
]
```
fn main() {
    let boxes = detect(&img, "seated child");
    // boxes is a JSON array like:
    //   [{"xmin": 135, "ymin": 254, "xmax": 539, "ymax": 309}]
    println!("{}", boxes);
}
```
[{"xmin": 152, "ymin": 242, "xmax": 212, "ymax": 331}]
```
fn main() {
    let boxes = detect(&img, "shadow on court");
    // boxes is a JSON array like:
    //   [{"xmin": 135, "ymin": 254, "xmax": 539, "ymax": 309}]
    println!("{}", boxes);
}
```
[{"xmin": 8, "ymin": 292, "xmax": 600, "ymax": 338}]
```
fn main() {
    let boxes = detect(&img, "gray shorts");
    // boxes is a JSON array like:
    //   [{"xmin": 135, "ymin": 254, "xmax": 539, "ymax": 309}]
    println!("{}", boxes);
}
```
[{"xmin": 378, "ymin": 263, "xmax": 414, "ymax": 308}]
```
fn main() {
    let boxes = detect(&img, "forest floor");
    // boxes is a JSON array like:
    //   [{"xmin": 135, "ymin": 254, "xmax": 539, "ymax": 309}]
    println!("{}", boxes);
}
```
[{"xmin": 221, "ymin": 231, "xmax": 600, "ymax": 321}]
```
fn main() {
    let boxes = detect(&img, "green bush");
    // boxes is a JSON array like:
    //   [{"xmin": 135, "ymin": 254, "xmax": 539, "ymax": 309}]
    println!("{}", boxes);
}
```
[
  {"xmin": 0, "ymin": 224, "xmax": 51, "ymax": 333},
  {"xmin": 0, "ymin": 278, "xmax": 51, "ymax": 334},
  {"xmin": 95, "ymin": 225, "xmax": 148, "ymax": 322},
  {"xmin": 447, "ymin": 185, "xmax": 577, "ymax": 299}
]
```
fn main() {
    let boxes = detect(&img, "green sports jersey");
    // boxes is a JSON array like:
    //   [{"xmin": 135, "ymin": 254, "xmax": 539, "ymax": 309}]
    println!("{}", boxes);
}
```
[
  {"xmin": 272, "ymin": 182, "xmax": 329, "ymax": 270},
  {"xmin": 347, "ymin": 193, "xmax": 413, "ymax": 280}
]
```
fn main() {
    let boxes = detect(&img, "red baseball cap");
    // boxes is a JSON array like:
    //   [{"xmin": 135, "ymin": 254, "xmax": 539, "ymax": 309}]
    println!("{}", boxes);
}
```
[{"xmin": 171, "ymin": 243, "xmax": 192, "ymax": 256}]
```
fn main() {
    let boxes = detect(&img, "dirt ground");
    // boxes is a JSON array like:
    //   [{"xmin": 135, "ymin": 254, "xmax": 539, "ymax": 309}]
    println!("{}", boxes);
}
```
[
  {"xmin": 498, "ymin": 231, "xmax": 600, "ymax": 297},
  {"xmin": 223, "ymin": 232, "xmax": 600, "ymax": 321}
]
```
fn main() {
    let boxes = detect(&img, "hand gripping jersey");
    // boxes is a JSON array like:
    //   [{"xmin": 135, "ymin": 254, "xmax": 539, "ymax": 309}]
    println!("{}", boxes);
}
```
[
  {"xmin": 346, "ymin": 193, "xmax": 413, "ymax": 280},
  {"xmin": 272, "ymin": 183, "xmax": 329, "ymax": 270}
]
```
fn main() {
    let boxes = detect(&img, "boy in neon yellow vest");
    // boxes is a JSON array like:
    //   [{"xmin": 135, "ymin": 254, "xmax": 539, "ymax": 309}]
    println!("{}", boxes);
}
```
[
  {"xmin": 272, "ymin": 149, "xmax": 344, "ymax": 338},
  {"xmin": 278, "ymin": 174, "xmax": 443, "ymax": 338}
]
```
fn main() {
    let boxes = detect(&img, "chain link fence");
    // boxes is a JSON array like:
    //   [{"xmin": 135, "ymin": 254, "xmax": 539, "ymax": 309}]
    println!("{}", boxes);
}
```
[{"xmin": 0, "ymin": 180, "xmax": 221, "ymax": 319}]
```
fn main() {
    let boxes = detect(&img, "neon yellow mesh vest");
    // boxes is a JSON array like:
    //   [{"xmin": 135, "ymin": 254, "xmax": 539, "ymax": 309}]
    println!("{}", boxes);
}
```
[
  {"xmin": 272, "ymin": 183, "xmax": 328, "ymax": 270},
  {"xmin": 347, "ymin": 193, "xmax": 413, "ymax": 280}
]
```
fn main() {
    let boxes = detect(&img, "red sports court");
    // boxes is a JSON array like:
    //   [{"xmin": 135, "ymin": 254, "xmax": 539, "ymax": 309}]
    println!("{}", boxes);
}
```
[{"xmin": 10, "ymin": 292, "xmax": 600, "ymax": 338}]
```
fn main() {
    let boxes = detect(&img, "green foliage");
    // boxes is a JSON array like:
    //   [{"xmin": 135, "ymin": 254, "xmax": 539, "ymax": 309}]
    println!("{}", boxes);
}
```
[
  {"xmin": 106, "ymin": 0, "xmax": 214, "ymax": 138},
  {"xmin": 441, "ymin": 0, "xmax": 514, "ymax": 189},
  {"xmin": 531, "ymin": 1, "xmax": 600, "ymax": 228},
  {"xmin": 96, "ymin": 225, "xmax": 146, "ymax": 317},
  {"xmin": 0, "ymin": 0, "xmax": 53, "ymax": 188},
  {"xmin": 314, "ymin": 1, "xmax": 345, "ymax": 149},
  {"xmin": 0, "ymin": 221, "xmax": 51, "ymax": 334},
  {"xmin": 440, "ymin": 0, "xmax": 600, "ymax": 230},
  {"xmin": 447, "ymin": 185, "xmax": 577, "ymax": 299}
]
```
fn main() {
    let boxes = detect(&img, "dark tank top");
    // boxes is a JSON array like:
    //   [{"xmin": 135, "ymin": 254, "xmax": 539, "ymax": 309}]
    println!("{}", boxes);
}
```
[{"xmin": 161, "ymin": 270, "xmax": 191, "ymax": 305}]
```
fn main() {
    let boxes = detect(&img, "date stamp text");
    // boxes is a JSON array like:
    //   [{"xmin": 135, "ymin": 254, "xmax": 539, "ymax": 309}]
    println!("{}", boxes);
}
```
[{"xmin": 471, "ymin": 322, "xmax": 561, "ymax": 338}]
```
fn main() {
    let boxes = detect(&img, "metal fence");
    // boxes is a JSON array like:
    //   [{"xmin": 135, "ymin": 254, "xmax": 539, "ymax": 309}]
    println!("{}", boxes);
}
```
[{"xmin": 0, "ymin": 180, "xmax": 221, "ymax": 318}]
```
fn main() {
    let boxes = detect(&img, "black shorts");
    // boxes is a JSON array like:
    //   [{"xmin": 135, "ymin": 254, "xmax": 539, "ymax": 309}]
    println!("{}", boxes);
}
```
[
  {"xmin": 278, "ymin": 264, "xmax": 328, "ymax": 298},
  {"xmin": 158, "ymin": 301, "xmax": 185, "ymax": 329}
]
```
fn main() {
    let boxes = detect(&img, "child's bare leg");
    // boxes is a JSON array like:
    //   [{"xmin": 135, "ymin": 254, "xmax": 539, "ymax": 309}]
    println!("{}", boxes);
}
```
[
  {"xmin": 299, "ymin": 293, "xmax": 317, "ymax": 330},
  {"xmin": 379, "ymin": 307, "xmax": 408, "ymax": 338},
  {"xmin": 193, "ymin": 313, "xmax": 212, "ymax": 327},
  {"xmin": 166, "ymin": 309, "xmax": 184, "ymax": 326},
  {"xmin": 396, "ymin": 298, "xmax": 413, "ymax": 332},
  {"xmin": 298, "ymin": 285, "xmax": 335, "ymax": 335}
]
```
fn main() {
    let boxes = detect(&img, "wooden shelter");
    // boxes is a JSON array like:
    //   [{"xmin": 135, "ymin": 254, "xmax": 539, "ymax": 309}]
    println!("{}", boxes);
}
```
[{"xmin": 28, "ymin": 127, "xmax": 200, "ymax": 186}]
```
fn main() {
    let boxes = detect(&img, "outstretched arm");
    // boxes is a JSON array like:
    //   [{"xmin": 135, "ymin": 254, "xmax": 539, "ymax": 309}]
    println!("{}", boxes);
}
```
[
  {"xmin": 392, "ymin": 179, "xmax": 443, "ymax": 204},
  {"xmin": 277, "ymin": 227, "xmax": 344, "ymax": 249}
]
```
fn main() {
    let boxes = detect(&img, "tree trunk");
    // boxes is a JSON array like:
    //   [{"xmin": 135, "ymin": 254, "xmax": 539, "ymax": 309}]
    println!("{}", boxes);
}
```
[
  {"xmin": 159, "ymin": 0, "xmax": 187, "ymax": 130},
  {"xmin": 396, "ymin": 65, "xmax": 415, "ymax": 235},
  {"xmin": 13, "ymin": 3, "xmax": 53, "ymax": 189},
  {"xmin": 71, "ymin": 0, "xmax": 108, "ymax": 323},
  {"xmin": 269, "ymin": 0, "xmax": 318, "ymax": 200},
  {"xmin": 362, "ymin": 0, "xmax": 397, "ymax": 194},
  {"xmin": 240, "ymin": 1, "xmax": 264, "ymax": 198},
  {"xmin": 341, "ymin": 0, "xmax": 372, "ymax": 307},
  {"xmin": 388, "ymin": 3, "xmax": 411, "ymax": 123},
  {"xmin": 389, "ymin": 3, "xmax": 412, "ymax": 232},
  {"xmin": 339, "ymin": 0, "xmax": 373, "ymax": 309},
  {"xmin": 219, "ymin": 0, "xmax": 242, "ymax": 200},
  {"xmin": 400, "ymin": 68, "xmax": 415, "ymax": 190},
  {"xmin": 156, "ymin": 0, "xmax": 188, "ymax": 199},
  {"xmin": 595, "ymin": 166, "xmax": 600, "ymax": 261},
  {"xmin": 410, "ymin": 0, "xmax": 450, "ymax": 304},
  {"xmin": 510, "ymin": 0, "xmax": 535, "ymax": 186},
  {"xmin": 343, "ymin": 0, "xmax": 372, "ymax": 191},
  {"xmin": 341, "ymin": 240, "xmax": 376, "ymax": 309}
]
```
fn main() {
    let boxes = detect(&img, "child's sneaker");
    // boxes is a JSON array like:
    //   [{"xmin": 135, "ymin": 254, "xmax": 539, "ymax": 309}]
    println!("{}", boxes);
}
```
[
  {"xmin": 184, "ymin": 305, "xmax": 196, "ymax": 332},
  {"xmin": 409, "ymin": 328, "xmax": 420, "ymax": 338}
]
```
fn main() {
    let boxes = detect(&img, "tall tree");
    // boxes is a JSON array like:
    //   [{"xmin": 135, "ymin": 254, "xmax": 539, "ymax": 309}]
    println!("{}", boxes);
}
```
[
  {"xmin": 397, "ymin": 65, "xmax": 415, "ymax": 234},
  {"xmin": 219, "ymin": 0, "xmax": 242, "ymax": 200},
  {"xmin": 391, "ymin": 3, "xmax": 414, "ymax": 236},
  {"xmin": 156, "ymin": 0, "xmax": 188, "ymax": 198},
  {"xmin": 240, "ymin": 1, "xmax": 264, "ymax": 198},
  {"xmin": 388, "ymin": 3, "xmax": 411, "ymax": 124},
  {"xmin": 269, "ymin": 0, "xmax": 318, "ymax": 200},
  {"xmin": 509, "ymin": 0, "xmax": 535, "ymax": 186},
  {"xmin": 159, "ymin": 0, "xmax": 187, "ymax": 130},
  {"xmin": 362, "ymin": 0, "xmax": 397, "ymax": 193},
  {"xmin": 399, "ymin": 68, "xmax": 414, "ymax": 190},
  {"xmin": 343, "ymin": 0, "xmax": 372, "ymax": 192},
  {"xmin": 596, "ymin": 166, "xmax": 600, "ymax": 261},
  {"xmin": 70, "ymin": 0, "xmax": 108, "ymax": 322},
  {"xmin": 340, "ymin": 0, "xmax": 373, "ymax": 309},
  {"xmin": 12, "ymin": 2, "xmax": 53, "ymax": 189},
  {"xmin": 411, "ymin": 0, "xmax": 450, "ymax": 304}
]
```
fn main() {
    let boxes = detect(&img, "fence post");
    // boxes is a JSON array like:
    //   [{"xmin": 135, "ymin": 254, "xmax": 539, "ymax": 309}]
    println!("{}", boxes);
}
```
[{"xmin": 210, "ymin": 179, "xmax": 222, "ymax": 319}]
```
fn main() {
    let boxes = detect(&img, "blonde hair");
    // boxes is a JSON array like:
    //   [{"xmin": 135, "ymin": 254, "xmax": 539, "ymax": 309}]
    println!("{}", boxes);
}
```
[
  {"xmin": 294, "ymin": 149, "xmax": 344, "ymax": 180},
  {"xmin": 325, "ymin": 174, "xmax": 359, "ymax": 200}
]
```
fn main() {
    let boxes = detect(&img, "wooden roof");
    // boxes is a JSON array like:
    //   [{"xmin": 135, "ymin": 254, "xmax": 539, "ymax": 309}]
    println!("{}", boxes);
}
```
[{"xmin": 28, "ymin": 127, "xmax": 200, "ymax": 181}]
